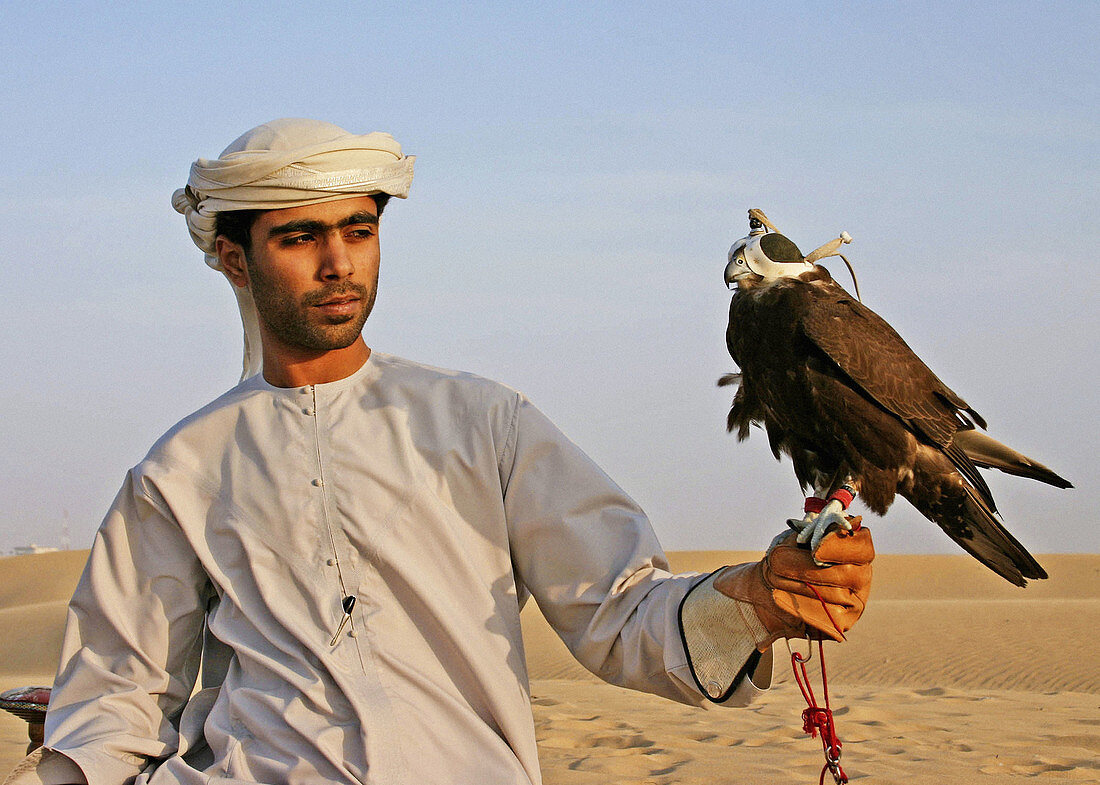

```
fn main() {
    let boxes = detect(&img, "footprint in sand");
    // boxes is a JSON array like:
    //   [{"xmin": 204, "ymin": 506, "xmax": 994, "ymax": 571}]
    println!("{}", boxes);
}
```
[
  {"xmin": 578, "ymin": 732, "xmax": 654, "ymax": 750},
  {"xmin": 977, "ymin": 753, "xmax": 1097, "ymax": 777},
  {"xmin": 914, "ymin": 687, "xmax": 946, "ymax": 696},
  {"xmin": 566, "ymin": 747, "xmax": 689, "ymax": 779},
  {"xmin": 686, "ymin": 732, "xmax": 719, "ymax": 743}
]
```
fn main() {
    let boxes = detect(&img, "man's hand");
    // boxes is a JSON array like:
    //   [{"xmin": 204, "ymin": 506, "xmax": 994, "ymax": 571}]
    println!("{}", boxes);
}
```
[{"xmin": 713, "ymin": 522, "xmax": 874, "ymax": 646}]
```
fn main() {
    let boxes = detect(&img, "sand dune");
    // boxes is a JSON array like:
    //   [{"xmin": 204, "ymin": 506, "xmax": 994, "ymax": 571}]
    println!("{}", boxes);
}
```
[{"xmin": 0, "ymin": 549, "xmax": 1096, "ymax": 782}]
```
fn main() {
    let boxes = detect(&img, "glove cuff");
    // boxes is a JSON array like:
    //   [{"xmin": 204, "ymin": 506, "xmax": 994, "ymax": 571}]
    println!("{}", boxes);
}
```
[{"xmin": 678, "ymin": 568, "xmax": 771, "ymax": 703}]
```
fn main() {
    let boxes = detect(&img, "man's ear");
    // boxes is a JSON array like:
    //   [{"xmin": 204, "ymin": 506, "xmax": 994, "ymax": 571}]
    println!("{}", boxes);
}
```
[{"xmin": 216, "ymin": 236, "xmax": 250, "ymax": 288}]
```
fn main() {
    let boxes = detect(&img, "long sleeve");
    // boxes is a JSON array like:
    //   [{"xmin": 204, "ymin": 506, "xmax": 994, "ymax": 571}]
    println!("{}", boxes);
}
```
[
  {"xmin": 42, "ymin": 471, "xmax": 213, "ymax": 785},
  {"xmin": 500, "ymin": 395, "xmax": 770, "ymax": 707}
]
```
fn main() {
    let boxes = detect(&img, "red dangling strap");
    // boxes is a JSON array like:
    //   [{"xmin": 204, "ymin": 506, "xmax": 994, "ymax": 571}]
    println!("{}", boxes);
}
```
[
  {"xmin": 790, "ymin": 580, "xmax": 849, "ymax": 784},
  {"xmin": 791, "ymin": 640, "xmax": 847, "ymax": 785}
]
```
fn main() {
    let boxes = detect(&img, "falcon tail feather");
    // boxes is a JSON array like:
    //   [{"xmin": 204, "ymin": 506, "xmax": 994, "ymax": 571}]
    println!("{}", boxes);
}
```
[{"xmin": 953, "ymin": 429, "xmax": 1073, "ymax": 489}]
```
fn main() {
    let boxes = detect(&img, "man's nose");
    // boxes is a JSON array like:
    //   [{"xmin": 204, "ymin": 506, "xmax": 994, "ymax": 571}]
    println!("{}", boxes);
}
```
[{"xmin": 319, "ymin": 237, "xmax": 354, "ymax": 279}]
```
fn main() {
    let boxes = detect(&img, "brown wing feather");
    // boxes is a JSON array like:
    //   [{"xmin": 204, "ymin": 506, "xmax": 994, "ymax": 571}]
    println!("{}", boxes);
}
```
[
  {"xmin": 904, "ymin": 447, "xmax": 1048, "ymax": 585},
  {"xmin": 798, "ymin": 277, "xmax": 996, "ymax": 508},
  {"xmin": 799, "ymin": 280, "xmax": 979, "ymax": 445}
]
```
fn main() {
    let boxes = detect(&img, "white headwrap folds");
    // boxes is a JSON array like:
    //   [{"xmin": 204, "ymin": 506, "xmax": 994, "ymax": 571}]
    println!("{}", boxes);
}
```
[{"xmin": 172, "ymin": 118, "xmax": 414, "ymax": 380}]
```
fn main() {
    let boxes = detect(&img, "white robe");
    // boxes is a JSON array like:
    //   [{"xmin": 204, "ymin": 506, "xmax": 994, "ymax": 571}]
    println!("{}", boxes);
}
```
[{"xmin": 42, "ymin": 353, "xmax": 768, "ymax": 785}]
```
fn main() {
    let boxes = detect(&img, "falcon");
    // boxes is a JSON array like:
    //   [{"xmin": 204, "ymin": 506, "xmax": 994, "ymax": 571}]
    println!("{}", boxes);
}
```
[{"xmin": 722, "ymin": 209, "xmax": 1071, "ymax": 586}]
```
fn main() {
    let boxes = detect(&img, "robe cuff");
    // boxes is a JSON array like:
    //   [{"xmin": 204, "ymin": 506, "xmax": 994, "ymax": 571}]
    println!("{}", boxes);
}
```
[
  {"xmin": 3, "ymin": 748, "xmax": 88, "ymax": 785},
  {"xmin": 678, "ymin": 569, "xmax": 773, "ymax": 704}
]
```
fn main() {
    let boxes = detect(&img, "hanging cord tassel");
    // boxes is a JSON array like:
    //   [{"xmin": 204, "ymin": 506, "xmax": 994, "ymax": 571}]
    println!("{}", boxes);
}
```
[{"xmin": 788, "ymin": 581, "xmax": 850, "ymax": 785}]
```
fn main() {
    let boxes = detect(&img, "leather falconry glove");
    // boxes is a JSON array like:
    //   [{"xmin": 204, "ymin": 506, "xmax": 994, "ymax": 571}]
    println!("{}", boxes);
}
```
[{"xmin": 713, "ymin": 522, "xmax": 874, "ymax": 646}]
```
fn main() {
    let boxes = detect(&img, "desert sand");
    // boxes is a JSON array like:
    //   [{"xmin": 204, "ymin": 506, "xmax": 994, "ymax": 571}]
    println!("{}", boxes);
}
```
[{"xmin": 0, "ymin": 548, "xmax": 1095, "ymax": 783}]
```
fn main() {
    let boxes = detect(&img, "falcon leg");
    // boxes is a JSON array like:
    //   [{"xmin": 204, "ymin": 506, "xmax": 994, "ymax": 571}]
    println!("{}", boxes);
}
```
[
  {"xmin": 796, "ymin": 499, "xmax": 853, "ymax": 558},
  {"xmin": 786, "ymin": 479, "xmax": 859, "ymax": 565}
]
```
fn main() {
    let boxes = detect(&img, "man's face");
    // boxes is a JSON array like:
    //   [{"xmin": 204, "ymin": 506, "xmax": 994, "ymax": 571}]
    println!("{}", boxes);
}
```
[{"xmin": 241, "ymin": 195, "xmax": 381, "ymax": 359}]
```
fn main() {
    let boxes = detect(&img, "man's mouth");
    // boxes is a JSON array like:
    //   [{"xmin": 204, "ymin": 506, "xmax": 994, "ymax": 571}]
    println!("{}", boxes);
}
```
[{"xmin": 314, "ymin": 295, "xmax": 361, "ymax": 316}]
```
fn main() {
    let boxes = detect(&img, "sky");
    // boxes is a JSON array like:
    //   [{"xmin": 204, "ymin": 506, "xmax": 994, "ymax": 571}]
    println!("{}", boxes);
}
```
[{"xmin": 0, "ymin": 0, "xmax": 1096, "ymax": 559}]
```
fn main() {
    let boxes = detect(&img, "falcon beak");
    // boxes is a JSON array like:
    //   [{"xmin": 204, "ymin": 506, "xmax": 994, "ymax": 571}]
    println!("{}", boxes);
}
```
[{"xmin": 724, "ymin": 258, "xmax": 740, "ymax": 289}]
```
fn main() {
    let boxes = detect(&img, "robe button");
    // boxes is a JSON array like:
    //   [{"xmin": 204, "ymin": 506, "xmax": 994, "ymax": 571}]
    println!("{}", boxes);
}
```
[
  {"xmin": 706, "ymin": 681, "xmax": 725, "ymax": 699},
  {"xmin": 348, "ymin": 629, "xmax": 357, "ymax": 638},
  {"xmin": 311, "ymin": 478, "xmax": 323, "ymax": 487},
  {"xmin": 303, "ymin": 407, "xmax": 315, "ymax": 416},
  {"xmin": 326, "ymin": 558, "xmax": 336, "ymax": 566},
  {"xmin": 299, "ymin": 387, "xmax": 310, "ymax": 394}
]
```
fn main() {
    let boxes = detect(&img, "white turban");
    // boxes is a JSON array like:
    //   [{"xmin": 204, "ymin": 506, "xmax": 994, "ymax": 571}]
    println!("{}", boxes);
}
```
[{"xmin": 172, "ymin": 118, "xmax": 415, "ymax": 380}]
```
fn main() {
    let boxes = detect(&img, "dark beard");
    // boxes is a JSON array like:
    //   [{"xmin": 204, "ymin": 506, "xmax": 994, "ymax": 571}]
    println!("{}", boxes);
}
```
[{"xmin": 248, "ymin": 266, "xmax": 377, "ymax": 353}]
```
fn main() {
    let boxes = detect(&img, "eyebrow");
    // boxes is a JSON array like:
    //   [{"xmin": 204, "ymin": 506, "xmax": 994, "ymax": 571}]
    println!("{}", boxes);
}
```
[{"xmin": 265, "ymin": 211, "xmax": 379, "ymax": 238}]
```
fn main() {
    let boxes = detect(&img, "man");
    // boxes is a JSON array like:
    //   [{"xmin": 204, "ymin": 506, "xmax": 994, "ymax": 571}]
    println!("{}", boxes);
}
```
[{"xmin": 23, "ymin": 119, "xmax": 873, "ymax": 785}]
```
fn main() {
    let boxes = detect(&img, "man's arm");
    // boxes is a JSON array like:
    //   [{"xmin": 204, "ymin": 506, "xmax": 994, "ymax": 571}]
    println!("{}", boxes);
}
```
[
  {"xmin": 498, "ymin": 394, "xmax": 774, "ymax": 706},
  {"xmin": 35, "ymin": 470, "xmax": 212, "ymax": 785}
]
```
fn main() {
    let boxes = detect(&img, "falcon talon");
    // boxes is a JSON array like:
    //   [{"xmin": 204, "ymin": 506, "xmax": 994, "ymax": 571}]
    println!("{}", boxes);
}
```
[{"xmin": 786, "ymin": 517, "xmax": 809, "ymax": 532}]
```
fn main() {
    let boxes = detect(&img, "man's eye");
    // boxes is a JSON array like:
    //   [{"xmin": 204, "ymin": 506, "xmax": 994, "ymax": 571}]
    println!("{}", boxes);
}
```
[
  {"xmin": 282, "ymin": 234, "xmax": 314, "ymax": 245},
  {"xmin": 348, "ymin": 228, "xmax": 376, "ymax": 239}
]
